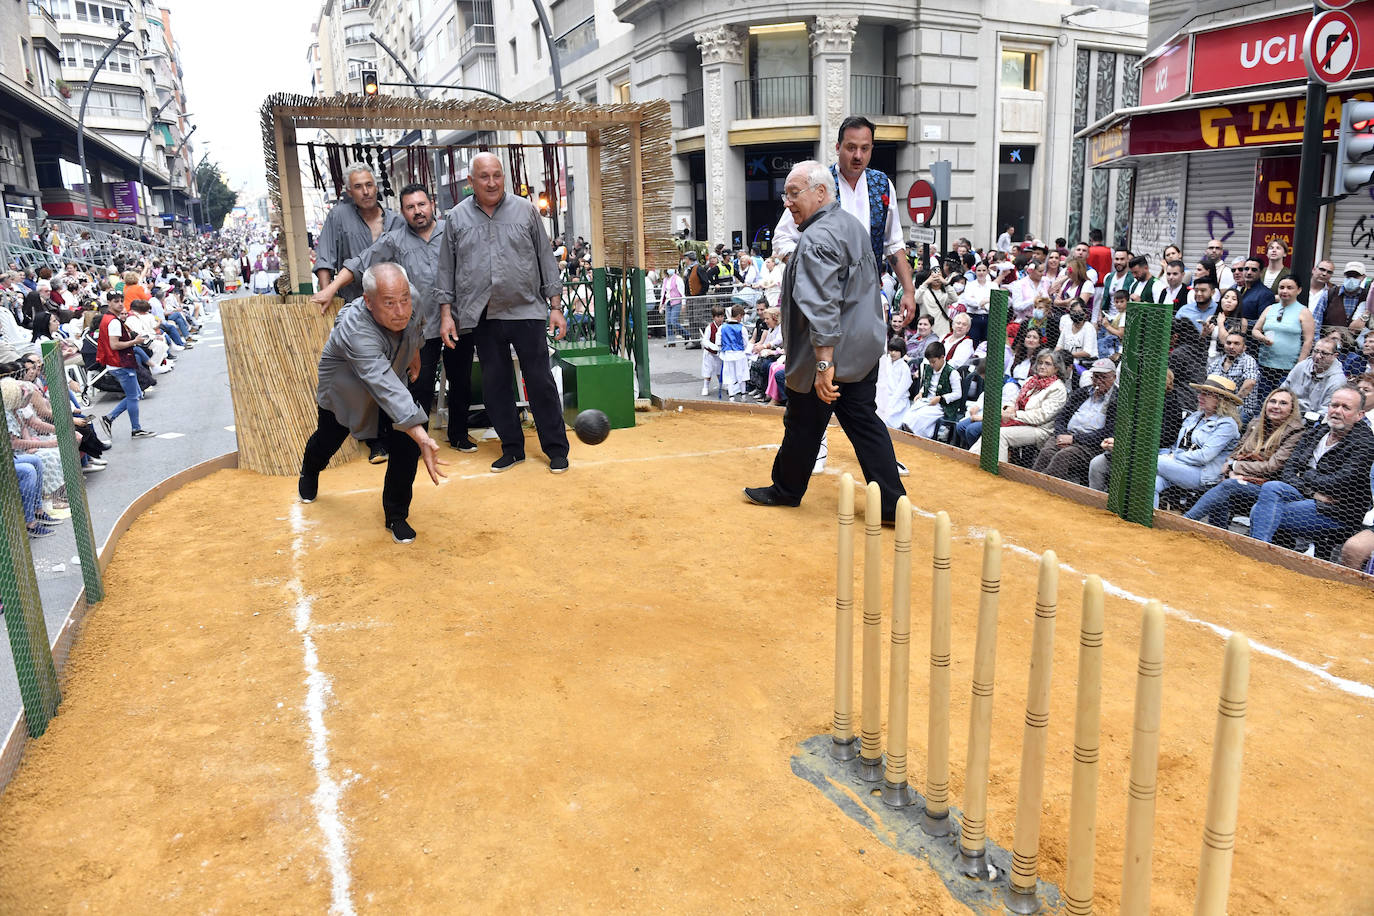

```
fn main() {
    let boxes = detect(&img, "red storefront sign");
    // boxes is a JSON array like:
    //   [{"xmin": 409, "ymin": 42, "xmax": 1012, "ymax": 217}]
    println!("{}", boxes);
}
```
[
  {"xmin": 1250, "ymin": 156, "xmax": 1301, "ymax": 261},
  {"xmin": 43, "ymin": 201, "xmax": 119, "ymax": 220},
  {"xmin": 1191, "ymin": 4, "xmax": 1374, "ymax": 93},
  {"xmin": 1090, "ymin": 89, "xmax": 1374, "ymax": 162},
  {"xmin": 1141, "ymin": 37, "xmax": 1191, "ymax": 106}
]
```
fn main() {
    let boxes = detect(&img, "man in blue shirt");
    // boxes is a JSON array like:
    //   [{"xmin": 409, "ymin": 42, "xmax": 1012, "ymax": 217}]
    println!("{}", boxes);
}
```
[{"xmin": 1175, "ymin": 276, "xmax": 1218, "ymax": 331}]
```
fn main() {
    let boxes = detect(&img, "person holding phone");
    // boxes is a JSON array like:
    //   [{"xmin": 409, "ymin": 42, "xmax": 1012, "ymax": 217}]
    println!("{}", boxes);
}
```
[{"xmin": 95, "ymin": 296, "xmax": 156, "ymax": 440}]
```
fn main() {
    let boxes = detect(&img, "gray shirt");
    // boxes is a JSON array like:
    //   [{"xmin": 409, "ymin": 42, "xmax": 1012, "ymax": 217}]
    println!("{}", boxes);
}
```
[
  {"xmin": 343, "ymin": 219, "xmax": 447, "ymax": 340},
  {"xmin": 780, "ymin": 201, "xmax": 885, "ymax": 392},
  {"xmin": 315, "ymin": 297, "xmax": 426, "ymax": 440},
  {"xmin": 314, "ymin": 200, "xmax": 405, "ymax": 303},
  {"xmin": 1283, "ymin": 356, "xmax": 1347, "ymax": 418},
  {"xmin": 433, "ymin": 193, "xmax": 562, "ymax": 331}
]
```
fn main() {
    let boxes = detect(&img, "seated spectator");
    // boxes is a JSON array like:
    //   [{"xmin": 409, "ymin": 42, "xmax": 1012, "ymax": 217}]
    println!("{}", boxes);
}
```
[
  {"xmin": 1342, "ymin": 331, "xmax": 1374, "ymax": 378},
  {"xmin": 902, "ymin": 314, "xmax": 939, "ymax": 364},
  {"xmin": 1055, "ymin": 302, "xmax": 1098, "ymax": 375},
  {"xmin": 1097, "ymin": 287, "xmax": 1129, "ymax": 359},
  {"xmin": 968, "ymin": 348, "xmax": 1066, "ymax": 461},
  {"xmin": 901, "ymin": 340, "xmax": 964, "ymax": 439},
  {"xmin": 1089, "ymin": 368, "xmax": 1190, "ymax": 492},
  {"xmin": 1338, "ymin": 463, "xmax": 1374, "ymax": 573},
  {"xmin": 1185, "ymin": 387, "xmax": 1306, "ymax": 529},
  {"xmin": 1154, "ymin": 375, "xmax": 1242, "ymax": 507},
  {"xmin": 126, "ymin": 300, "xmax": 175, "ymax": 374},
  {"xmin": 1246, "ymin": 385, "xmax": 1374, "ymax": 546},
  {"xmin": 1208, "ymin": 330, "xmax": 1261, "ymax": 420},
  {"xmin": 1009, "ymin": 325, "xmax": 1045, "ymax": 384},
  {"xmin": 1283, "ymin": 334, "xmax": 1347, "ymax": 420},
  {"xmin": 3, "ymin": 376, "xmax": 68, "ymax": 515},
  {"xmin": 1032, "ymin": 358, "xmax": 1117, "ymax": 485},
  {"xmin": 876, "ymin": 338, "xmax": 912, "ymax": 430},
  {"xmin": 1352, "ymin": 372, "xmax": 1374, "ymax": 430},
  {"xmin": 1175, "ymin": 276, "xmax": 1218, "ymax": 331},
  {"xmin": 746, "ymin": 306, "xmax": 782, "ymax": 400},
  {"xmin": 953, "ymin": 358, "xmax": 990, "ymax": 449},
  {"xmin": 942, "ymin": 312, "xmax": 976, "ymax": 369}
]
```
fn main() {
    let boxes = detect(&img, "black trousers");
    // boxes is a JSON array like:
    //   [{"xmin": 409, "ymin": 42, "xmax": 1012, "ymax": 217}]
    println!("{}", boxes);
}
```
[
  {"xmin": 373, "ymin": 337, "xmax": 441, "ymax": 447},
  {"xmin": 302, "ymin": 405, "xmax": 421, "ymax": 524},
  {"xmin": 473, "ymin": 316, "xmax": 569, "ymax": 460},
  {"xmin": 441, "ymin": 331, "xmax": 477, "ymax": 444},
  {"xmin": 771, "ymin": 365, "xmax": 906, "ymax": 518}
]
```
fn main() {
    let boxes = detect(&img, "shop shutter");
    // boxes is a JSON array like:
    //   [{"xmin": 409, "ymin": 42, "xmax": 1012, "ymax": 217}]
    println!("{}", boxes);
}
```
[
  {"xmin": 1180, "ymin": 149, "xmax": 1258, "ymax": 267},
  {"xmin": 1129, "ymin": 156, "xmax": 1186, "ymax": 267},
  {"xmin": 1327, "ymin": 184, "xmax": 1374, "ymax": 270}
]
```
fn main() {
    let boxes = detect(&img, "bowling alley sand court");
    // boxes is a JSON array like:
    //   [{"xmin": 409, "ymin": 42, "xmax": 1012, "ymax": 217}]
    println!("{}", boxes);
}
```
[{"xmin": 0, "ymin": 407, "xmax": 1370, "ymax": 914}]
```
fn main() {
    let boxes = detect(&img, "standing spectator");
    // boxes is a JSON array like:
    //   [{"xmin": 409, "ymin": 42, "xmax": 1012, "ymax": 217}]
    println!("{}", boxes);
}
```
[
  {"xmin": 1308, "ymin": 259, "xmax": 1337, "ymax": 310},
  {"xmin": 1008, "ymin": 260, "xmax": 1050, "ymax": 323},
  {"xmin": 659, "ymin": 267, "xmax": 689, "ymax": 345},
  {"xmin": 1313, "ymin": 261, "xmax": 1370, "ymax": 333},
  {"xmin": 1032, "ymin": 358, "xmax": 1117, "ymax": 485},
  {"xmin": 957, "ymin": 261, "xmax": 997, "ymax": 343},
  {"xmin": 1261, "ymin": 238, "xmax": 1292, "ymax": 295},
  {"xmin": 95, "ymin": 296, "xmax": 156, "ymax": 440},
  {"xmin": 1085, "ymin": 229, "xmax": 1113, "ymax": 284},
  {"xmin": 1283, "ymin": 335, "xmax": 1347, "ymax": 420},
  {"xmin": 912, "ymin": 270, "xmax": 954, "ymax": 337},
  {"xmin": 1153, "ymin": 375, "xmax": 1242, "ymax": 507},
  {"xmin": 1185, "ymin": 387, "xmax": 1306, "ymax": 529},
  {"xmin": 1101, "ymin": 248, "xmax": 1133, "ymax": 304},
  {"xmin": 1203, "ymin": 240, "xmax": 1236, "ymax": 290},
  {"xmin": 995, "ymin": 224, "xmax": 1014, "ymax": 254},
  {"xmin": 1209, "ymin": 330, "xmax": 1261, "ymax": 420},
  {"xmin": 1237, "ymin": 257, "xmax": 1277, "ymax": 322},
  {"xmin": 1252, "ymin": 276, "xmax": 1315, "ymax": 406},
  {"xmin": 1159, "ymin": 260, "xmax": 1190, "ymax": 309},
  {"xmin": 1176, "ymin": 276, "xmax": 1219, "ymax": 331},
  {"xmin": 699, "ymin": 304, "xmax": 725, "ymax": 397},
  {"xmin": 1127, "ymin": 255, "xmax": 1162, "ymax": 303}
]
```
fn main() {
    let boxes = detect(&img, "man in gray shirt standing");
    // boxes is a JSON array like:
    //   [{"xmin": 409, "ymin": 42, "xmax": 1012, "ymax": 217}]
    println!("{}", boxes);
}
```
[
  {"xmin": 313, "ymin": 162, "xmax": 405, "ymax": 307},
  {"xmin": 298, "ymin": 263, "xmax": 446, "ymax": 544},
  {"xmin": 435, "ymin": 151, "xmax": 570, "ymax": 473},
  {"xmin": 743, "ymin": 160, "xmax": 906, "ymax": 521}
]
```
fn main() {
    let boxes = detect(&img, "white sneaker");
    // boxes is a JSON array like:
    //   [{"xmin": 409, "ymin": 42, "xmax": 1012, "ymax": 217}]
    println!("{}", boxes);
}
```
[
  {"xmin": 701, "ymin": 383, "xmax": 709, "ymax": 396},
  {"xmin": 153, "ymin": 364, "xmax": 172, "ymax": 375},
  {"xmin": 897, "ymin": 461, "xmax": 909, "ymax": 477},
  {"xmin": 812, "ymin": 434, "xmax": 829, "ymax": 475}
]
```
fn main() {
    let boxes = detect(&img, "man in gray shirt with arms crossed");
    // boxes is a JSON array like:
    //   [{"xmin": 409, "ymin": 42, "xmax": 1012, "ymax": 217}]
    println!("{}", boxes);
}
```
[{"xmin": 435, "ymin": 151, "xmax": 571, "ymax": 474}]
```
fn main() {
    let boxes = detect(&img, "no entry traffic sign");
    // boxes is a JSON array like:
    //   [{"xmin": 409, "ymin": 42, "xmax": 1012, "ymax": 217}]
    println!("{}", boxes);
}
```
[
  {"xmin": 1305, "ymin": 10, "xmax": 1360, "ymax": 84},
  {"xmin": 907, "ymin": 179, "xmax": 936, "ymax": 225}
]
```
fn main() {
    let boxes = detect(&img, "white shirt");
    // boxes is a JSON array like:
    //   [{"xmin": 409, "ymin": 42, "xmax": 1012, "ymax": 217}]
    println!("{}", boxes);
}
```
[
  {"xmin": 1056, "ymin": 316, "xmax": 1099, "ymax": 358},
  {"xmin": 1010, "ymin": 275, "xmax": 1049, "ymax": 320},
  {"xmin": 771, "ymin": 168, "xmax": 903, "ymax": 260},
  {"xmin": 958, "ymin": 278, "xmax": 996, "ymax": 315}
]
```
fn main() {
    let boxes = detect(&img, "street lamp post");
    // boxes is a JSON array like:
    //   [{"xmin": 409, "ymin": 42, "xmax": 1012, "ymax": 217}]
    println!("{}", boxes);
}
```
[
  {"xmin": 136, "ymin": 104, "xmax": 163, "ymax": 235},
  {"xmin": 77, "ymin": 19, "xmax": 133, "ymax": 234},
  {"xmin": 170, "ymin": 124, "xmax": 197, "ymax": 235}
]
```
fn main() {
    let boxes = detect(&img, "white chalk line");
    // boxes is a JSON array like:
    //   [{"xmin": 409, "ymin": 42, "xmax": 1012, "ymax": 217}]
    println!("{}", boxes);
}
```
[
  {"xmin": 287, "ymin": 504, "xmax": 356, "ymax": 916},
  {"xmin": 904, "ymin": 501, "xmax": 1374, "ymax": 701}
]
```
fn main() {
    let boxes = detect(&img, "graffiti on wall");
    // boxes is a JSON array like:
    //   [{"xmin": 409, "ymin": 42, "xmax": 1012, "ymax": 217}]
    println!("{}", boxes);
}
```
[{"xmin": 1134, "ymin": 193, "xmax": 1180, "ymax": 259}]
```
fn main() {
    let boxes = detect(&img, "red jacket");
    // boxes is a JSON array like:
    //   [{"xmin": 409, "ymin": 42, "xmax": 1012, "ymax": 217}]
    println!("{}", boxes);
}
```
[{"xmin": 98, "ymin": 313, "xmax": 135, "ymax": 368}]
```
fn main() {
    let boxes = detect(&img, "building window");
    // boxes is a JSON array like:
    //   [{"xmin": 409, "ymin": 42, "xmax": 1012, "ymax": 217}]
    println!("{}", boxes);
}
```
[
  {"xmin": 85, "ymin": 87, "xmax": 143, "ymax": 119},
  {"xmin": 1000, "ymin": 49, "xmax": 1038, "ymax": 91},
  {"xmin": 509, "ymin": 38, "xmax": 518, "ymax": 74},
  {"xmin": 70, "ymin": 1, "xmax": 127, "ymax": 25},
  {"xmin": 613, "ymin": 78, "xmax": 630, "ymax": 104},
  {"xmin": 532, "ymin": 23, "xmax": 542, "ymax": 60},
  {"xmin": 344, "ymin": 25, "xmax": 370, "ymax": 46},
  {"xmin": 446, "ymin": 16, "xmax": 457, "ymax": 49}
]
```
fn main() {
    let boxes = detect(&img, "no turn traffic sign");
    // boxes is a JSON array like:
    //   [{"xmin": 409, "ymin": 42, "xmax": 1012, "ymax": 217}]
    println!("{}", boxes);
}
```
[
  {"xmin": 1305, "ymin": 10, "xmax": 1360, "ymax": 84},
  {"xmin": 907, "ymin": 179, "xmax": 936, "ymax": 225}
]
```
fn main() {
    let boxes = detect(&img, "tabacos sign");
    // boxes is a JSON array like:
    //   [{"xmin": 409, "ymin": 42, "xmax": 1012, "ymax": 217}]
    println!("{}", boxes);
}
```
[
  {"xmin": 1191, "ymin": 4, "xmax": 1374, "ymax": 93},
  {"xmin": 1198, "ymin": 90, "xmax": 1374, "ymax": 148}
]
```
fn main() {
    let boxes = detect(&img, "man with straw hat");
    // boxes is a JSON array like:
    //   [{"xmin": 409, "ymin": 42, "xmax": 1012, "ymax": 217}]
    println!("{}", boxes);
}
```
[
  {"xmin": 1152, "ymin": 374, "xmax": 1243, "ymax": 508},
  {"xmin": 298, "ymin": 263, "xmax": 446, "ymax": 545}
]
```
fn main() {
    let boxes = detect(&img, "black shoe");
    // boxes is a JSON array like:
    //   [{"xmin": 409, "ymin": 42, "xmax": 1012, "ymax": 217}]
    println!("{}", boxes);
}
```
[
  {"xmin": 450, "ymin": 436, "xmax": 479, "ymax": 453},
  {"xmin": 386, "ymin": 519, "xmax": 416, "ymax": 544},
  {"xmin": 742, "ymin": 486, "xmax": 801, "ymax": 508},
  {"xmin": 549, "ymin": 455, "xmax": 569, "ymax": 474},
  {"xmin": 98, "ymin": 415, "xmax": 113, "ymax": 440},
  {"xmin": 369, "ymin": 443, "xmax": 388, "ymax": 464},
  {"xmin": 491, "ymin": 453, "xmax": 525, "ymax": 473},
  {"xmin": 299, "ymin": 472, "xmax": 318, "ymax": 503},
  {"xmin": 130, "ymin": 428, "xmax": 156, "ymax": 438}
]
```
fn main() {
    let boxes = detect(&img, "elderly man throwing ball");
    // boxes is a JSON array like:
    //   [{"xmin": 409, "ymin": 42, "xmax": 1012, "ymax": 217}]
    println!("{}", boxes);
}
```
[
  {"xmin": 743, "ymin": 160, "xmax": 907, "ymax": 522},
  {"xmin": 298, "ymin": 262, "xmax": 446, "ymax": 544}
]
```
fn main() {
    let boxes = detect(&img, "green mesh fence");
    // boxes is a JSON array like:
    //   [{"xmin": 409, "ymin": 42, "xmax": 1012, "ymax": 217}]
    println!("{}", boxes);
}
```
[
  {"xmin": 1107, "ymin": 302, "xmax": 1172, "ymax": 528},
  {"xmin": 979, "ymin": 290, "xmax": 1010, "ymax": 475},
  {"xmin": 0, "ymin": 431, "xmax": 61, "ymax": 738},
  {"xmin": 40, "ymin": 342, "xmax": 103, "ymax": 601}
]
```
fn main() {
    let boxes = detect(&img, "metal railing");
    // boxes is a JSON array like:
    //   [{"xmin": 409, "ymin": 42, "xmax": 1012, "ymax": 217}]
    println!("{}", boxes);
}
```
[
  {"xmin": 851, "ymin": 74, "xmax": 899, "ymax": 117},
  {"xmin": 457, "ymin": 23, "xmax": 496, "ymax": 58},
  {"xmin": 682, "ymin": 88, "xmax": 704, "ymax": 129},
  {"xmin": 735, "ymin": 75, "xmax": 813, "ymax": 120}
]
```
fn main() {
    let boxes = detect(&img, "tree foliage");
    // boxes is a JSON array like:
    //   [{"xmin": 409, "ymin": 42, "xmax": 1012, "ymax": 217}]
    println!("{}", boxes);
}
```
[{"xmin": 194, "ymin": 161, "xmax": 238, "ymax": 230}]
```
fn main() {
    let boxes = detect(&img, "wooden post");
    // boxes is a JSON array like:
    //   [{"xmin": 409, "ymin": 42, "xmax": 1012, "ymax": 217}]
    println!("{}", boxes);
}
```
[
  {"xmin": 922, "ymin": 511, "xmax": 953, "ymax": 835},
  {"xmin": 858, "ymin": 481, "xmax": 884, "ymax": 782},
  {"xmin": 1006, "ymin": 550, "xmax": 1060, "ymax": 914},
  {"xmin": 882, "ymin": 496, "xmax": 914, "ymax": 807},
  {"xmin": 585, "ymin": 129, "xmax": 604, "ymax": 269},
  {"xmin": 957, "ymin": 529, "xmax": 1002, "ymax": 879},
  {"xmin": 831, "ymin": 473, "xmax": 857, "ymax": 761},
  {"xmin": 1065, "ymin": 576, "xmax": 1106, "ymax": 916},
  {"xmin": 1121, "ymin": 600, "xmax": 1166, "ymax": 915},
  {"xmin": 1193, "ymin": 634, "xmax": 1250, "ymax": 916},
  {"xmin": 274, "ymin": 117, "xmax": 312, "ymax": 294}
]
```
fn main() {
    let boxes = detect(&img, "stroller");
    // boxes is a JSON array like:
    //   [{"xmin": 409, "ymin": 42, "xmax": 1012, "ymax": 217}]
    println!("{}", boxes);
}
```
[{"xmin": 79, "ymin": 329, "xmax": 152, "ymax": 404}]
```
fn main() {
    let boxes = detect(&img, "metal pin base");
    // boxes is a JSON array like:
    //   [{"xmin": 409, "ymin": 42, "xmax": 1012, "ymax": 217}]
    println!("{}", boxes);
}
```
[
  {"xmin": 1004, "ymin": 885, "xmax": 1042, "ymax": 914},
  {"xmin": 921, "ymin": 809, "xmax": 953, "ymax": 837},
  {"xmin": 830, "ymin": 736, "xmax": 858, "ymax": 761},
  {"xmin": 857, "ymin": 754, "xmax": 885, "ymax": 783},
  {"xmin": 956, "ymin": 846, "xmax": 998, "ymax": 881},
  {"xmin": 880, "ymin": 780, "xmax": 914, "ymax": 808}
]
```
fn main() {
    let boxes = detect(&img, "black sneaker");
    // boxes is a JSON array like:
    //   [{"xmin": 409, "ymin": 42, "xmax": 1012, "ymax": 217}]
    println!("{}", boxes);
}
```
[
  {"xmin": 491, "ymin": 454, "xmax": 525, "ymax": 473},
  {"xmin": 742, "ymin": 486, "xmax": 801, "ymax": 508},
  {"xmin": 368, "ymin": 443, "xmax": 389, "ymax": 464},
  {"xmin": 450, "ymin": 436, "xmax": 479, "ymax": 453},
  {"xmin": 386, "ymin": 519, "xmax": 416, "ymax": 544},
  {"xmin": 130, "ymin": 428, "xmax": 157, "ymax": 438},
  {"xmin": 549, "ymin": 456, "xmax": 569, "ymax": 474},
  {"xmin": 98, "ymin": 414, "xmax": 114, "ymax": 440},
  {"xmin": 299, "ymin": 473, "xmax": 318, "ymax": 503}
]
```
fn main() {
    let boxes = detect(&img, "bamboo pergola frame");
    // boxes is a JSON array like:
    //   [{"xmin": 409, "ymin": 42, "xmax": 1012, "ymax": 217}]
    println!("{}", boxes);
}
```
[{"xmin": 260, "ymin": 92, "xmax": 676, "ymax": 293}]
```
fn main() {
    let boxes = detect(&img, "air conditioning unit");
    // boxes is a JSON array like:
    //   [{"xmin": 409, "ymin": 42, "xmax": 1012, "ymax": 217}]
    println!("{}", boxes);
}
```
[{"xmin": 0, "ymin": 144, "xmax": 14, "ymax": 163}]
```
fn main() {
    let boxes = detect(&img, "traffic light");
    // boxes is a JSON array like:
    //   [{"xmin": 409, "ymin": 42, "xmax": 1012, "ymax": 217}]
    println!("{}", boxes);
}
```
[
  {"xmin": 537, "ymin": 188, "xmax": 550, "ymax": 216},
  {"xmin": 1336, "ymin": 101, "xmax": 1374, "ymax": 194},
  {"xmin": 361, "ymin": 69, "xmax": 379, "ymax": 96}
]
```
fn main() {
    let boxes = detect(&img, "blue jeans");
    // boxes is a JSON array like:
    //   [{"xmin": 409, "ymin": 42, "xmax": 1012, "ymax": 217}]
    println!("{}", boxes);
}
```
[
  {"xmin": 166, "ymin": 311, "xmax": 192, "ymax": 336},
  {"xmin": 106, "ymin": 366, "xmax": 142, "ymax": 430},
  {"xmin": 1154, "ymin": 453, "xmax": 1208, "ymax": 507},
  {"xmin": 665, "ymin": 302, "xmax": 689, "ymax": 341},
  {"xmin": 954, "ymin": 418, "xmax": 983, "ymax": 450},
  {"xmin": 1184, "ymin": 477, "xmax": 1263, "ymax": 528},
  {"xmin": 159, "ymin": 320, "xmax": 185, "ymax": 347},
  {"xmin": 1247, "ymin": 480, "xmax": 1347, "ymax": 543},
  {"xmin": 13, "ymin": 454, "xmax": 41, "ymax": 523}
]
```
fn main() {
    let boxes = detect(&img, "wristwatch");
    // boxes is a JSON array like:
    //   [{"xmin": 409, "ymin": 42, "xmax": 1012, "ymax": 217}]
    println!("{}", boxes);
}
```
[{"xmin": 816, "ymin": 360, "xmax": 832, "ymax": 372}]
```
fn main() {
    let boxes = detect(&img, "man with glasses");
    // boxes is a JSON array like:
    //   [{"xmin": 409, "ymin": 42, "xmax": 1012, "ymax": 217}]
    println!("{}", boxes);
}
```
[
  {"xmin": 1283, "ymin": 334, "xmax": 1348, "ymax": 420},
  {"xmin": 1308, "ymin": 259, "xmax": 1336, "ymax": 306},
  {"xmin": 1312, "ymin": 261, "xmax": 1369, "ymax": 333},
  {"xmin": 1203, "ymin": 239, "xmax": 1235, "ymax": 290},
  {"xmin": 1238, "ymin": 257, "xmax": 1276, "ymax": 322}
]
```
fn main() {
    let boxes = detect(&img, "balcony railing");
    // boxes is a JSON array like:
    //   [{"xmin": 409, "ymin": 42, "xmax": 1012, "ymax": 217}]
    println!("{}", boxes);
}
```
[
  {"xmin": 341, "ymin": 0, "xmax": 371, "ymax": 10},
  {"xmin": 851, "ymin": 74, "xmax": 899, "ymax": 117},
  {"xmin": 457, "ymin": 23, "xmax": 495, "ymax": 59},
  {"xmin": 555, "ymin": 17, "xmax": 597, "ymax": 66},
  {"xmin": 682, "ymin": 88, "xmax": 703, "ymax": 129},
  {"xmin": 734, "ymin": 75, "xmax": 812, "ymax": 120}
]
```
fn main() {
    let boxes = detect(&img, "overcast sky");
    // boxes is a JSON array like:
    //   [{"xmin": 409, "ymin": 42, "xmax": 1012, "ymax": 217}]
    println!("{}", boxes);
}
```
[{"xmin": 168, "ymin": 0, "xmax": 316, "ymax": 201}]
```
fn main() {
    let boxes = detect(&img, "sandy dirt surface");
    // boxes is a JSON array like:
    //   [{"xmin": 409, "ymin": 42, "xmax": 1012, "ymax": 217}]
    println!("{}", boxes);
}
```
[{"xmin": 0, "ymin": 407, "xmax": 1370, "ymax": 914}]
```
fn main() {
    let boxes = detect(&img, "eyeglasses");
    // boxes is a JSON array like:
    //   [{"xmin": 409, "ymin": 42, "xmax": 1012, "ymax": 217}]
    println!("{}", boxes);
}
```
[{"xmin": 779, "ymin": 187, "xmax": 810, "ymax": 204}]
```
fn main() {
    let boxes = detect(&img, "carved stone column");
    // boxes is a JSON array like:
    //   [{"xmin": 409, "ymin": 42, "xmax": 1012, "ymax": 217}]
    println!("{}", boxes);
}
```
[
  {"xmin": 811, "ymin": 16, "xmax": 858, "ymax": 167},
  {"xmin": 694, "ymin": 26, "xmax": 745, "ymax": 245}
]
